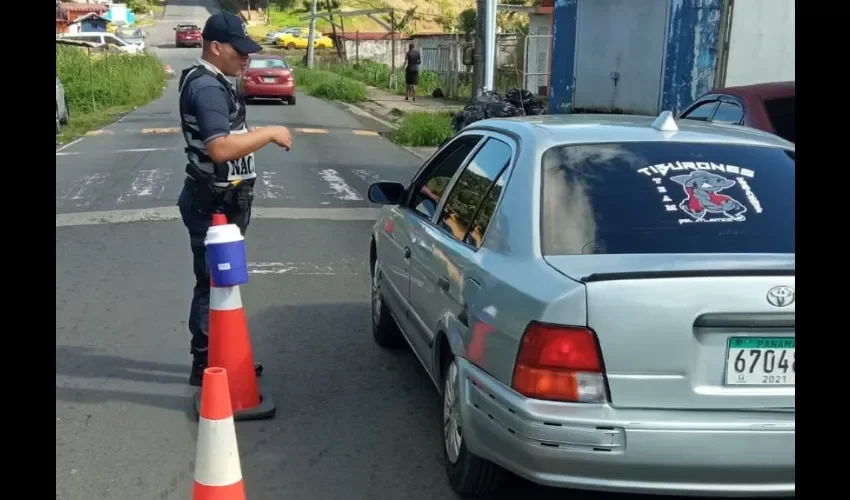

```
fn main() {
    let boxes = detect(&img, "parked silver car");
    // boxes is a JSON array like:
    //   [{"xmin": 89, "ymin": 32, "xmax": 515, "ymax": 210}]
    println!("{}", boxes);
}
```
[
  {"xmin": 367, "ymin": 112, "xmax": 795, "ymax": 497},
  {"xmin": 56, "ymin": 77, "xmax": 70, "ymax": 135}
]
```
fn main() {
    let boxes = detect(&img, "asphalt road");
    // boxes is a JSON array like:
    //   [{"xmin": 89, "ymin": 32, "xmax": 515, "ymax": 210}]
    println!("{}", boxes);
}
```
[{"xmin": 55, "ymin": 2, "xmax": 791, "ymax": 500}]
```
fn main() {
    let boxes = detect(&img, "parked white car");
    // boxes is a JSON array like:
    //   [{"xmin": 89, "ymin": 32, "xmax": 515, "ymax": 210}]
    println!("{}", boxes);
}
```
[
  {"xmin": 56, "ymin": 77, "xmax": 69, "ymax": 135},
  {"xmin": 57, "ymin": 31, "xmax": 143, "ymax": 55}
]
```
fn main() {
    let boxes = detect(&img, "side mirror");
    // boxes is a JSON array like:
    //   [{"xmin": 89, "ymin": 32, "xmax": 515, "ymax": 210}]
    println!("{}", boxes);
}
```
[{"xmin": 368, "ymin": 182, "xmax": 406, "ymax": 205}]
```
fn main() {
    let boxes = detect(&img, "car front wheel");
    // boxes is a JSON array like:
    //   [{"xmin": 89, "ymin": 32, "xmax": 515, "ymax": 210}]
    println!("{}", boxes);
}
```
[
  {"xmin": 442, "ymin": 357, "xmax": 505, "ymax": 496},
  {"xmin": 371, "ymin": 259, "xmax": 402, "ymax": 348}
]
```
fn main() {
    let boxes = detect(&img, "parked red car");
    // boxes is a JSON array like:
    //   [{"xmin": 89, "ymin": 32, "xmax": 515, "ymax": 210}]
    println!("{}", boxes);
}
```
[
  {"xmin": 678, "ymin": 81, "xmax": 794, "ymax": 143},
  {"xmin": 236, "ymin": 54, "xmax": 296, "ymax": 105},
  {"xmin": 174, "ymin": 24, "xmax": 202, "ymax": 48}
]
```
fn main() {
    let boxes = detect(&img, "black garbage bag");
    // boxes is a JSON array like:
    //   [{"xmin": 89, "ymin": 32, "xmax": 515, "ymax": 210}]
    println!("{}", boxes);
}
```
[
  {"xmin": 526, "ymin": 100, "xmax": 547, "ymax": 115},
  {"xmin": 484, "ymin": 99, "xmax": 521, "ymax": 119},
  {"xmin": 505, "ymin": 88, "xmax": 534, "ymax": 109},
  {"xmin": 451, "ymin": 88, "xmax": 546, "ymax": 132}
]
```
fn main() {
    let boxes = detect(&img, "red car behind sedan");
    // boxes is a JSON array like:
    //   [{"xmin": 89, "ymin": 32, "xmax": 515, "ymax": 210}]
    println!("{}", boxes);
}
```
[
  {"xmin": 236, "ymin": 54, "xmax": 296, "ymax": 105},
  {"xmin": 678, "ymin": 81, "xmax": 795, "ymax": 143},
  {"xmin": 175, "ymin": 24, "xmax": 202, "ymax": 48}
]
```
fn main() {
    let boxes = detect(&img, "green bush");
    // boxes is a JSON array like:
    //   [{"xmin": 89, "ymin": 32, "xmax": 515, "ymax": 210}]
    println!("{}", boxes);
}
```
[
  {"xmin": 56, "ymin": 45, "xmax": 166, "ymax": 116},
  {"xmin": 389, "ymin": 112, "xmax": 454, "ymax": 147},
  {"xmin": 293, "ymin": 66, "xmax": 366, "ymax": 103}
]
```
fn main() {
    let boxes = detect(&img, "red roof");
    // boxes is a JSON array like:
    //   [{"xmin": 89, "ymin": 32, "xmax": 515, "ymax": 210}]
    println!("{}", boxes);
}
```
[{"xmin": 60, "ymin": 3, "xmax": 109, "ymax": 14}]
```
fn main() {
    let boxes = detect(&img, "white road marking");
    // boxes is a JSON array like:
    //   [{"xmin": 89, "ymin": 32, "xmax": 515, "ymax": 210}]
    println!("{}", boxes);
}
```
[
  {"xmin": 247, "ymin": 262, "xmax": 355, "ymax": 276},
  {"xmin": 57, "ymin": 147, "xmax": 178, "ymax": 156},
  {"xmin": 318, "ymin": 169, "xmax": 363, "ymax": 201},
  {"xmin": 56, "ymin": 207, "xmax": 381, "ymax": 227},
  {"xmin": 258, "ymin": 171, "xmax": 288, "ymax": 199},
  {"xmin": 353, "ymin": 169, "xmax": 380, "ymax": 185},
  {"xmin": 59, "ymin": 173, "xmax": 110, "ymax": 208},
  {"xmin": 117, "ymin": 169, "xmax": 172, "ymax": 203},
  {"xmin": 56, "ymin": 137, "xmax": 83, "ymax": 153}
]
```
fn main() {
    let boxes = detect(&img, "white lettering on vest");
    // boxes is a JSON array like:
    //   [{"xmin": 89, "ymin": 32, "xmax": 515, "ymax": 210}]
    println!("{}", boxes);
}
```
[{"xmin": 225, "ymin": 127, "xmax": 258, "ymax": 181}]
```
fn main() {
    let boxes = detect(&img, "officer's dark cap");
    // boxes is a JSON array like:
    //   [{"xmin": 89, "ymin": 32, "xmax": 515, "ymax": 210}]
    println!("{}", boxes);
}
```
[{"xmin": 202, "ymin": 11, "xmax": 262, "ymax": 55}]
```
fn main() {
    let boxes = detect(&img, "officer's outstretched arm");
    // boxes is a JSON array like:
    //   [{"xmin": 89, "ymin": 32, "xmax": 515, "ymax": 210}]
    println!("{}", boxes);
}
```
[{"xmin": 206, "ymin": 128, "xmax": 278, "ymax": 164}]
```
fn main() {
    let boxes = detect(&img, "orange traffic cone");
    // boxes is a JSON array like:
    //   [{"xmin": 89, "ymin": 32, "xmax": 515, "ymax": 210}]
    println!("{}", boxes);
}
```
[
  {"xmin": 193, "ymin": 214, "xmax": 276, "ymax": 421},
  {"xmin": 192, "ymin": 368, "xmax": 246, "ymax": 500}
]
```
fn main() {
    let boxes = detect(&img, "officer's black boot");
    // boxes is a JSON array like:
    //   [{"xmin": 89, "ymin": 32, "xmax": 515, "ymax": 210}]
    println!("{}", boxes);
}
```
[
  {"xmin": 190, "ymin": 359, "xmax": 263, "ymax": 386},
  {"xmin": 189, "ymin": 357, "xmax": 207, "ymax": 386}
]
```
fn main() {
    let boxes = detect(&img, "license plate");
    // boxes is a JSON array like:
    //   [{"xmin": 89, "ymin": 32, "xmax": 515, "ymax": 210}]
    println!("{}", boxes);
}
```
[
  {"xmin": 725, "ymin": 337, "xmax": 795, "ymax": 386},
  {"xmin": 263, "ymin": 77, "xmax": 276, "ymax": 83}
]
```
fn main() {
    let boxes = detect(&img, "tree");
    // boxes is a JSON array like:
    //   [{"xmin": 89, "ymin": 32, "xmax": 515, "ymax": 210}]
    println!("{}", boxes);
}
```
[{"xmin": 457, "ymin": 8, "xmax": 476, "ymax": 41}]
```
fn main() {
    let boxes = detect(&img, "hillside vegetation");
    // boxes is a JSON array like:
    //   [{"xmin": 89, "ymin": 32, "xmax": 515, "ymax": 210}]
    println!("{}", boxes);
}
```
[{"xmin": 261, "ymin": 0, "xmax": 478, "ymax": 34}]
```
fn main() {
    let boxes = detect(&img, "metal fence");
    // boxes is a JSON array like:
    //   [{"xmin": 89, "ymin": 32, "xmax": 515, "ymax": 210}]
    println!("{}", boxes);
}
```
[{"xmin": 523, "ymin": 34, "xmax": 552, "ymax": 97}]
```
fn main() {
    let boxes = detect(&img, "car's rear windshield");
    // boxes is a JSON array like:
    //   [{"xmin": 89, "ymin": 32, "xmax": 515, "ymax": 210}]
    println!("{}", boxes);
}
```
[
  {"xmin": 764, "ymin": 96, "xmax": 794, "ymax": 143},
  {"xmin": 248, "ymin": 58, "xmax": 288, "ymax": 69},
  {"xmin": 540, "ymin": 141, "xmax": 794, "ymax": 255}
]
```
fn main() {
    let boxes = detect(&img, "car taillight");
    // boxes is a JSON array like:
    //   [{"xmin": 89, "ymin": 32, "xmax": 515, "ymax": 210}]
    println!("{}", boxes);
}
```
[{"xmin": 511, "ymin": 322, "xmax": 607, "ymax": 403}]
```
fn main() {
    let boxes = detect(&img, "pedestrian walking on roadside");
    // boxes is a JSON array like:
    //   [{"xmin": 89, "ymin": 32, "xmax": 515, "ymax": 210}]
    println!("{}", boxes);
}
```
[
  {"xmin": 403, "ymin": 42, "xmax": 421, "ymax": 101},
  {"xmin": 176, "ymin": 11, "xmax": 294, "ymax": 386}
]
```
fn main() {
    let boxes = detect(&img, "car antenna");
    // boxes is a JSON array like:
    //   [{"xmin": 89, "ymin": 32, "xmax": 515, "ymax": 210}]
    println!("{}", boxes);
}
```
[{"xmin": 651, "ymin": 110, "xmax": 679, "ymax": 132}]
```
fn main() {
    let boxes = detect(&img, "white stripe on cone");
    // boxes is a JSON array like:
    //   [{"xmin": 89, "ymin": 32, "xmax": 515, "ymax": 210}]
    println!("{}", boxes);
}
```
[
  {"xmin": 194, "ymin": 416, "xmax": 244, "ymax": 487},
  {"xmin": 210, "ymin": 286, "xmax": 243, "ymax": 311}
]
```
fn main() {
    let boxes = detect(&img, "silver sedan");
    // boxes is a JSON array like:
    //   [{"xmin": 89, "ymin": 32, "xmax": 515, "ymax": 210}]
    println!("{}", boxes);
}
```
[{"xmin": 366, "ymin": 112, "xmax": 795, "ymax": 497}]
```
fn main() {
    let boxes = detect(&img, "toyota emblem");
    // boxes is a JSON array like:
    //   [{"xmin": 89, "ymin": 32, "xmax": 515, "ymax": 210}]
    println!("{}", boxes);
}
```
[{"xmin": 766, "ymin": 286, "xmax": 795, "ymax": 307}]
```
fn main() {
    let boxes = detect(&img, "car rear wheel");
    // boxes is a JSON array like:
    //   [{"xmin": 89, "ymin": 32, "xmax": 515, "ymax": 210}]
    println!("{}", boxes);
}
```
[
  {"xmin": 61, "ymin": 97, "xmax": 70, "ymax": 125},
  {"xmin": 286, "ymin": 42, "xmax": 296, "ymax": 50},
  {"xmin": 371, "ymin": 259, "xmax": 403, "ymax": 348},
  {"xmin": 287, "ymin": 96, "xmax": 296, "ymax": 105},
  {"xmin": 442, "ymin": 357, "xmax": 505, "ymax": 496},
  {"xmin": 56, "ymin": 107, "xmax": 61, "ymax": 135}
]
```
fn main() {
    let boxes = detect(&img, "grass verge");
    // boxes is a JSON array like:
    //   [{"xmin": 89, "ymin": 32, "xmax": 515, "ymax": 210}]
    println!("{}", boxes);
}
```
[
  {"xmin": 293, "ymin": 66, "xmax": 367, "ymax": 103},
  {"xmin": 56, "ymin": 45, "xmax": 166, "ymax": 143},
  {"xmin": 388, "ymin": 111, "xmax": 454, "ymax": 147}
]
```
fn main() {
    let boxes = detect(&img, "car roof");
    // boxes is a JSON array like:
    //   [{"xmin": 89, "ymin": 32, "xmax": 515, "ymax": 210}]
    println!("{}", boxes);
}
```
[
  {"xmin": 713, "ymin": 81, "xmax": 795, "ymax": 100},
  {"xmin": 463, "ymin": 112, "xmax": 795, "ymax": 151}
]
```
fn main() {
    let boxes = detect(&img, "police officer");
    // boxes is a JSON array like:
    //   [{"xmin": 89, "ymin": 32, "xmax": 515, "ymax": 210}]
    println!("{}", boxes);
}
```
[{"xmin": 177, "ymin": 11, "xmax": 293, "ymax": 385}]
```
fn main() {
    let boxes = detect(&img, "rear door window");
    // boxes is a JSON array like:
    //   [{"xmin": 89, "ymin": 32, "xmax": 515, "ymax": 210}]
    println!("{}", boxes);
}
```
[
  {"xmin": 711, "ymin": 101, "xmax": 744, "ymax": 124},
  {"xmin": 764, "ymin": 96, "xmax": 795, "ymax": 143},
  {"xmin": 437, "ymin": 137, "xmax": 512, "ymax": 243},
  {"xmin": 680, "ymin": 101, "xmax": 718, "ymax": 121},
  {"xmin": 540, "ymin": 142, "xmax": 795, "ymax": 255}
]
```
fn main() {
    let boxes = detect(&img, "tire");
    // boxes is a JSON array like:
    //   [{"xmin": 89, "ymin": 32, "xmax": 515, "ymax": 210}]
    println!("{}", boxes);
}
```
[
  {"xmin": 56, "ymin": 107, "xmax": 61, "ymax": 135},
  {"xmin": 371, "ymin": 259, "xmax": 403, "ymax": 348},
  {"xmin": 61, "ymin": 97, "xmax": 70, "ymax": 125},
  {"xmin": 442, "ymin": 357, "xmax": 505, "ymax": 496},
  {"xmin": 287, "ymin": 96, "xmax": 296, "ymax": 105},
  {"xmin": 286, "ymin": 42, "xmax": 296, "ymax": 50}
]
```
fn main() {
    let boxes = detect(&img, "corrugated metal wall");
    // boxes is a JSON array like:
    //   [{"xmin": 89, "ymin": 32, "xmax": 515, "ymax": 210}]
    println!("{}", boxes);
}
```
[
  {"xmin": 549, "ymin": 0, "xmax": 725, "ymax": 115},
  {"xmin": 573, "ymin": 0, "xmax": 669, "ymax": 114}
]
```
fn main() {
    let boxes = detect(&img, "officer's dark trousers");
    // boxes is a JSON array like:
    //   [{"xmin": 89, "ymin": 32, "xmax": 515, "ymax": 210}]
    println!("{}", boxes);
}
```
[{"xmin": 177, "ymin": 184, "xmax": 252, "ymax": 364}]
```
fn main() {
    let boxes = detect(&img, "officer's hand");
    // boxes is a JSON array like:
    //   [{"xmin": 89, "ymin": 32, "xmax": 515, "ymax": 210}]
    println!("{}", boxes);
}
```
[{"xmin": 269, "ymin": 126, "xmax": 292, "ymax": 151}]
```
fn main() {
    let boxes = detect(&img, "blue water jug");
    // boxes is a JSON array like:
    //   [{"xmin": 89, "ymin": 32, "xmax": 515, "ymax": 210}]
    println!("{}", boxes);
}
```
[{"xmin": 205, "ymin": 223, "xmax": 249, "ymax": 287}]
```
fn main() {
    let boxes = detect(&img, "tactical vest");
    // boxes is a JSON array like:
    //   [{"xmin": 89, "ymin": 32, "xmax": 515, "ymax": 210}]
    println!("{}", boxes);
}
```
[{"xmin": 178, "ymin": 64, "xmax": 257, "ymax": 188}]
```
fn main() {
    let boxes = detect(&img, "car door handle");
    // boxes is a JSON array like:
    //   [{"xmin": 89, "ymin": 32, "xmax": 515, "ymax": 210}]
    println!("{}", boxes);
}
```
[
  {"xmin": 458, "ymin": 304, "xmax": 469, "ymax": 327},
  {"xmin": 404, "ymin": 246, "xmax": 411, "ymax": 259},
  {"xmin": 437, "ymin": 276, "xmax": 450, "ymax": 292}
]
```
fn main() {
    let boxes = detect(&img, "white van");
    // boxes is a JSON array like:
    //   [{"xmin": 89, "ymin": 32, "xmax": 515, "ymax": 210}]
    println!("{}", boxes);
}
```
[{"xmin": 57, "ymin": 32, "xmax": 143, "ymax": 55}]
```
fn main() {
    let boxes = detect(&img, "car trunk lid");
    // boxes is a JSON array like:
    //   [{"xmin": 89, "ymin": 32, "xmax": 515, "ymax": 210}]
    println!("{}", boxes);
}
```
[{"xmin": 545, "ymin": 254, "xmax": 795, "ymax": 411}]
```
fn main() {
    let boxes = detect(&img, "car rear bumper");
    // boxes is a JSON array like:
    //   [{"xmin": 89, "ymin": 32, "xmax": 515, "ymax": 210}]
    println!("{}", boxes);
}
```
[
  {"xmin": 457, "ymin": 358, "xmax": 795, "ymax": 497},
  {"xmin": 242, "ymin": 82, "xmax": 295, "ymax": 98}
]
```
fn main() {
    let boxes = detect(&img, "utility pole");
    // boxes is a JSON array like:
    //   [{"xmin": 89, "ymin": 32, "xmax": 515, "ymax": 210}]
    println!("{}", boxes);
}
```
[
  {"xmin": 306, "ymin": 0, "xmax": 318, "ymax": 69},
  {"xmin": 483, "ymin": 0, "xmax": 496, "ymax": 92},
  {"xmin": 472, "ymin": 0, "xmax": 486, "ymax": 97}
]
